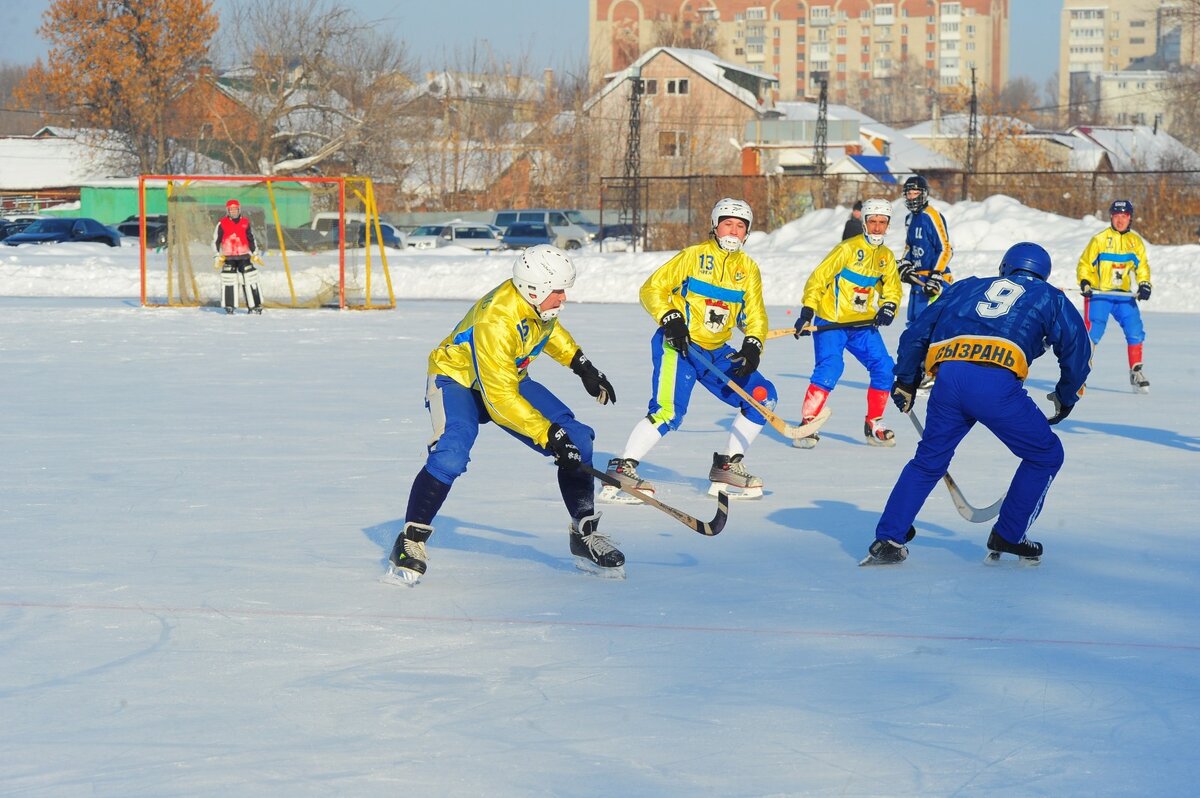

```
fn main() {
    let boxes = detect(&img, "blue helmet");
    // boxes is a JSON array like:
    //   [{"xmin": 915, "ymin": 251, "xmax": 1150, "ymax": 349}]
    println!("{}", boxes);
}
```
[
  {"xmin": 1110, "ymin": 199, "xmax": 1133, "ymax": 216},
  {"xmin": 999, "ymin": 242, "xmax": 1051, "ymax": 281}
]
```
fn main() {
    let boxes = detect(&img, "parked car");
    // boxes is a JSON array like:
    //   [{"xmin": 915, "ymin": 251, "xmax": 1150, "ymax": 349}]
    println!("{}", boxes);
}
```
[
  {"xmin": 3, "ymin": 217, "xmax": 122, "ymax": 247},
  {"xmin": 407, "ymin": 221, "xmax": 504, "ymax": 252},
  {"xmin": 501, "ymin": 222, "xmax": 556, "ymax": 250},
  {"xmin": 260, "ymin": 225, "xmax": 328, "ymax": 252},
  {"xmin": 116, "ymin": 214, "xmax": 169, "ymax": 247},
  {"xmin": 0, "ymin": 218, "xmax": 38, "ymax": 241},
  {"xmin": 492, "ymin": 209, "xmax": 591, "ymax": 249},
  {"xmin": 322, "ymin": 221, "xmax": 405, "ymax": 249},
  {"xmin": 311, "ymin": 211, "xmax": 370, "ymax": 237}
]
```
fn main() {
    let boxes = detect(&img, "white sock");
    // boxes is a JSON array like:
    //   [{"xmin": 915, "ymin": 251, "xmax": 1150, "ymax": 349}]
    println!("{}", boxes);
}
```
[
  {"xmin": 621, "ymin": 418, "xmax": 663, "ymax": 462},
  {"xmin": 725, "ymin": 413, "xmax": 764, "ymax": 457}
]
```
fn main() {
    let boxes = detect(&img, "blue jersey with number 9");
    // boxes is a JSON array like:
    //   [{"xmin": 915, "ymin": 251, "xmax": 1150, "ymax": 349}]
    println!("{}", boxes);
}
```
[{"xmin": 895, "ymin": 273, "xmax": 1092, "ymax": 407}]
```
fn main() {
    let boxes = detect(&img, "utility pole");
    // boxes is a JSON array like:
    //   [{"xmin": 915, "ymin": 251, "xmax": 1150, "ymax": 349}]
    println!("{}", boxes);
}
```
[
  {"xmin": 624, "ymin": 69, "xmax": 643, "ymax": 252},
  {"xmin": 963, "ymin": 67, "xmax": 977, "ymax": 200},
  {"xmin": 813, "ymin": 76, "xmax": 828, "ymax": 178}
]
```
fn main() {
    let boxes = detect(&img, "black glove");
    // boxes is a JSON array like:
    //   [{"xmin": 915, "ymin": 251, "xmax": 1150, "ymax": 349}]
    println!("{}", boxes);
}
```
[
  {"xmin": 546, "ymin": 423, "xmax": 582, "ymax": 470},
  {"xmin": 891, "ymin": 379, "xmax": 918, "ymax": 413},
  {"xmin": 922, "ymin": 274, "xmax": 944, "ymax": 298},
  {"xmin": 793, "ymin": 306, "xmax": 816, "ymax": 338},
  {"xmin": 728, "ymin": 336, "xmax": 762, "ymax": 379},
  {"xmin": 874, "ymin": 302, "xmax": 897, "ymax": 327},
  {"xmin": 1046, "ymin": 392, "xmax": 1073, "ymax": 425},
  {"xmin": 898, "ymin": 259, "xmax": 918, "ymax": 285},
  {"xmin": 660, "ymin": 309, "xmax": 690, "ymax": 354},
  {"xmin": 1137, "ymin": 282, "xmax": 1152, "ymax": 301},
  {"xmin": 570, "ymin": 350, "xmax": 616, "ymax": 405},
  {"xmin": 1079, "ymin": 280, "xmax": 1093, "ymax": 297}
]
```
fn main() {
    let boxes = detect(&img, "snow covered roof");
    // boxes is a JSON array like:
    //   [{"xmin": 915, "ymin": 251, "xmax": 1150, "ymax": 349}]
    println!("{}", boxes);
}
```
[
  {"xmin": 900, "ymin": 113, "xmax": 1033, "ymax": 139},
  {"xmin": 584, "ymin": 48, "xmax": 777, "ymax": 113},
  {"xmin": 1069, "ymin": 125, "xmax": 1200, "ymax": 171},
  {"xmin": 770, "ymin": 102, "xmax": 959, "ymax": 173},
  {"xmin": 0, "ymin": 133, "xmax": 128, "ymax": 191}
]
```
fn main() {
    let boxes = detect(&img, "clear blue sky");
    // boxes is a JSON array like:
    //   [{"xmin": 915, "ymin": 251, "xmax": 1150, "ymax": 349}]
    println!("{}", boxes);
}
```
[{"xmin": 2, "ymin": 0, "xmax": 1060, "ymax": 86}]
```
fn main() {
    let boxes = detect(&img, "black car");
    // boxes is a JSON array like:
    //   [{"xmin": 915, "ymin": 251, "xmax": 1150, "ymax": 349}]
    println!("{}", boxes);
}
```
[
  {"xmin": 3, "ymin": 217, "xmax": 122, "ymax": 247},
  {"xmin": 116, "ymin": 215, "xmax": 169, "ymax": 247},
  {"xmin": 0, "ymin": 218, "xmax": 37, "ymax": 241}
]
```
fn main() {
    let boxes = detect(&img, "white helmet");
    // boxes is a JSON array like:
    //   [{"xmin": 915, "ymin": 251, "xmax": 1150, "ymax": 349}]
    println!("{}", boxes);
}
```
[
  {"xmin": 860, "ymin": 198, "xmax": 892, "ymax": 246},
  {"xmin": 512, "ymin": 244, "xmax": 576, "ymax": 321},
  {"xmin": 710, "ymin": 197, "xmax": 753, "ymax": 252}
]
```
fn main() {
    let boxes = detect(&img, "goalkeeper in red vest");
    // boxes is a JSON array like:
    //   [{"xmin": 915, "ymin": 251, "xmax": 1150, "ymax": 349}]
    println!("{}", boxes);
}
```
[{"xmin": 214, "ymin": 199, "xmax": 263, "ymax": 314}]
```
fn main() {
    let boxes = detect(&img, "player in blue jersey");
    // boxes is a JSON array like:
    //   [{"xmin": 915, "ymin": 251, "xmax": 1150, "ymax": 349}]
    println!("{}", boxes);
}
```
[
  {"xmin": 897, "ymin": 175, "xmax": 953, "ymax": 325},
  {"xmin": 862, "ymin": 242, "xmax": 1092, "ymax": 567}
]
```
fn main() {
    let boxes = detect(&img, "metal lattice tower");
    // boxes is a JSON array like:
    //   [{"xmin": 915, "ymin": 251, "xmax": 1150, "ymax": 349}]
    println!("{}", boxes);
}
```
[
  {"xmin": 813, "ymin": 77, "xmax": 828, "ymax": 177},
  {"xmin": 624, "ymin": 70, "xmax": 643, "ymax": 251},
  {"xmin": 963, "ymin": 67, "xmax": 978, "ymax": 199}
]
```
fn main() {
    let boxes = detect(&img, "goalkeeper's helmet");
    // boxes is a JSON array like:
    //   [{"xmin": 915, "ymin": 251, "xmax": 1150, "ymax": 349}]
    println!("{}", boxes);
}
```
[{"xmin": 512, "ymin": 244, "xmax": 576, "ymax": 321}]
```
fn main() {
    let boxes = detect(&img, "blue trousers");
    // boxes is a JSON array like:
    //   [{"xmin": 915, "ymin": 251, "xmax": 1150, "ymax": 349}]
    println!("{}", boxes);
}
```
[
  {"xmin": 810, "ymin": 325, "xmax": 895, "ymax": 392},
  {"xmin": 875, "ymin": 361, "xmax": 1064, "ymax": 546},
  {"xmin": 643, "ymin": 329, "xmax": 777, "ymax": 434},
  {"xmin": 420, "ymin": 374, "xmax": 596, "ymax": 520},
  {"xmin": 1085, "ymin": 296, "xmax": 1145, "ymax": 345}
]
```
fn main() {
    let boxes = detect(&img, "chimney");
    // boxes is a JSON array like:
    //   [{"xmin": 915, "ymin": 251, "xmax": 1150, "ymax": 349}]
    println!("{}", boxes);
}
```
[{"xmin": 544, "ymin": 67, "xmax": 555, "ymax": 99}]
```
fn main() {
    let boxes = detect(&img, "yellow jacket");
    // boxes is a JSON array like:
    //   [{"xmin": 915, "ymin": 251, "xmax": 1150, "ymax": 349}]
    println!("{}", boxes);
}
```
[
  {"xmin": 428, "ymin": 280, "xmax": 580, "ymax": 446},
  {"xmin": 639, "ymin": 239, "xmax": 768, "ymax": 349},
  {"xmin": 802, "ymin": 236, "xmax": 902, "ymax": 322},
  {"xmin": 1076, "ymin": 227, "xmax": 1150, "ymax": 292}
]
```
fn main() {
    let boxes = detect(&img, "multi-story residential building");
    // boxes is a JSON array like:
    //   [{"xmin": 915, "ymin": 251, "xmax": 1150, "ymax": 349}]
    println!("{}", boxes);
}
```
[
  {"xmin": 1059, "ymin": 0, "xmax": 1200, "ymax": 124},
  {"xmin": 588, "ymin": 0, "xmax": 1009, "ymax": 106}
]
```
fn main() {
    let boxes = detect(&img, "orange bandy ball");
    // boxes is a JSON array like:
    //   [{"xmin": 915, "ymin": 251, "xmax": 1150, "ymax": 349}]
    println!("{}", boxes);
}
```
[{"xmin": 752, "ymin": 386, "xmax": 768, "ymax": 402}]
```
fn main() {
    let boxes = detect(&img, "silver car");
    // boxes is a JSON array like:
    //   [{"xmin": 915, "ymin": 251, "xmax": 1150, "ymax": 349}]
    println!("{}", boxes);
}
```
[{"xmin": 407, "ymin": 221, "xmax": 505, "ymax": 252}]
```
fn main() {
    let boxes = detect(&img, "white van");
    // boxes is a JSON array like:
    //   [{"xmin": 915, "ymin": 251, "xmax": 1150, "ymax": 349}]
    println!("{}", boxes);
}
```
[
  {"xmin": 492, "ymin": 209, "xmax": 593, "ymax": 249},
  {"xmin": 311, "ymin": 212, "xmax": 368, "ymax": 236}
]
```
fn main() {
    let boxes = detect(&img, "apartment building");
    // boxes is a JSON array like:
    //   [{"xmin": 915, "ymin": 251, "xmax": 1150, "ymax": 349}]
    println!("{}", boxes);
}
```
[
  {"xmin": 1059, "ymin": 0, "xmax": 1200, "ymax": 122},
  {"xmin": 588, "ymin": 0, "xmax": 1009, "ymax": 104}
]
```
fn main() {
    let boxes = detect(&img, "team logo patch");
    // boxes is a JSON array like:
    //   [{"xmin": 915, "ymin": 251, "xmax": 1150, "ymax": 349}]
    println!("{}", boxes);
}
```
[
  {"xmin": 852, "ymin": 287, "xmax": 870, "ymax": 312},
  {"xmin": 704, "ymin": 299, "xmax": 731, "ymax": 332}
]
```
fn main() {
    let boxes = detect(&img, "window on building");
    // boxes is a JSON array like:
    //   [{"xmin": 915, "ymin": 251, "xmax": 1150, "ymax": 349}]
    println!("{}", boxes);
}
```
[
  {"xmin": 1131, "ymin": 37, "xmax": 1145, "ymax": 45},
  {"xmin": 944, "ymin": 2, "xmax": 960, "ymax": 14},
  {"xmin": 641, "ymin": 79, "xmax": 658, "ymax": 94},
  {"xmin": 1131, "ymin": 19, "xmax": 1146, "ymax": 27},
  {"xmin": 747, "ymin": 6, "xmax": 766, "ymax": 20},
  {"xmin": 665, "ymin": 79, "xmax": 690, "ymax": 94},
  {"xmin": 658, "ymin": 131, "xmax": 688, "ymax": 158}
]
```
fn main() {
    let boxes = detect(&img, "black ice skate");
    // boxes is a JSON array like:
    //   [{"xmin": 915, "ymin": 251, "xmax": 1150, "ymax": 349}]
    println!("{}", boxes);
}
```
[
  {"xmin": 984, "ymin": 529, "xmax": 1042, "ymax": 566},
  {"xmin": 569, "ymin": 513, "xmax": 626, "ymax": 578},
  {"xmin": 598, "ymin": 457, "xmax": 654, "ymax": 505},
  {"xmin": 384, "ymin": 522, "xmax": 434, "ymax": 585},
  {"xmin": 708, "ymin": 452, "xmax": 763, "ymax": 499},
  {"xmin": 859, "ymin": 527, "xmax": 916, "ymax": 566},
  {"xmin": 1130, "ymin": 364, "xmax": 1150, "ymax": 394},
  {"xmin": 864, "ymin": 416, "xmax": 896, "ymax": 447}
]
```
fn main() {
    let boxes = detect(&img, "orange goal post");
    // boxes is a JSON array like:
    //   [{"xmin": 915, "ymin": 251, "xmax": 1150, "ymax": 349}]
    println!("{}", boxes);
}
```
[{"xmin": 137, "ymin": 174, "xmax": 395, "ymax": 309}]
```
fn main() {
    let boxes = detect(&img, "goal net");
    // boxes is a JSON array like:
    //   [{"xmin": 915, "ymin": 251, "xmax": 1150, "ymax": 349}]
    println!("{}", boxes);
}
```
[{"xmin": 137, "ymin": 175, "xmax": 395, "ymax": 309}]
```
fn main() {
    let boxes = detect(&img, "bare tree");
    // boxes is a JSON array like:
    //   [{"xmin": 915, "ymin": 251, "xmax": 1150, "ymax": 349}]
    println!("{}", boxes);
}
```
[
  {"xmin": 651, "ymin": 13, "xmax": 718, "ymax": 52},
  {"xmin": 206, "ymin": 0, "xmax": 415, "ymax": 176}
]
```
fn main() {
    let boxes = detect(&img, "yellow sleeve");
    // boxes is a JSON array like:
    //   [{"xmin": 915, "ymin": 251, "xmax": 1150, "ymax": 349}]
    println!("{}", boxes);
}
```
[
  {"xmin": 740, "ymin": 261, "xmax": 769, "ymax": 341},
  {"xmin": 1076, "ymin": 235, "xmax": 1100, "ymax": 284},
  {"xmin": 1134, "ymin": 235, "xmax": 1151, "ymax": 284},
  {"xmin": 545, "ymin": 322, "xmax": 581, "ymax": 367},
  {"xmin": 471, "ymin": 317, "xmax": 554, "ymax": 446},
  {"xmin": 802, "ymin": 244, "xmax": 847, "ymax": 310},
  {"xmin": 881, "ymin": 249, "xmax": 903, "ymax": 305},
  {"xmin": 639, "ymin": 248, "xmax": 692, "ymax": 322},
  {"xmin": 930, "ymin": 209, "xmax": 953, "ymax": 276}
]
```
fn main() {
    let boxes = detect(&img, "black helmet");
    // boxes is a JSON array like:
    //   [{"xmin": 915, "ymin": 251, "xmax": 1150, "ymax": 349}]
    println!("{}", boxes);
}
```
[{"xmin": 903, "ymin": 175, "xmax": 929, "ymax": 212}]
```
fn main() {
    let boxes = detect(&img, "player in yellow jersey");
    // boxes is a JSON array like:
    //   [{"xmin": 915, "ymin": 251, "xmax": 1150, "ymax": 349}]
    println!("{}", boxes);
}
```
[{"xmin": 386, "ymin": 245, "xmax": 624, "ymax": 584}]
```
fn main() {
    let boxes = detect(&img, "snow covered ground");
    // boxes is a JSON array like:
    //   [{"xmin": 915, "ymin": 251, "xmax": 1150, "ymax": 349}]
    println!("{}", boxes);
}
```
[{"xmin": 2, "ymin": 196, "xmax": 1198, "ymax": 795}]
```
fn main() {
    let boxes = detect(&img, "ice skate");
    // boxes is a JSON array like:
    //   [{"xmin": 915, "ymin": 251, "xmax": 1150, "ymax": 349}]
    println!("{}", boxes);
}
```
[
  {"xmin": 224, "ymin": 307, "xmax": 235, "ymax": 315},
  {"xmin": 859, "ymin": 527, "xmax": 916, "ymax": 566},
  {"xmin": 383, "ymin": 522, "xmax": 433, "ymax": 585},
  {"xmin": 864, "ymin": 416, "xmax": 896, "ymax": 447},
  {"xmin": 251, "ymin": 306, "xmax": 263, "ymax": 315},
  {"xmin": 569, "ymin": 513, "xmax": 626, "ymax": 578},
  {"xmin": 707, "ymin": 452, "xmax": 763, "ymax": 499},
  {"xmin": 1129, "ymin": 364, "xmax": 1149, "ymax": 394},
  {"xmin": 598, "ymin": 457, "xmax": 655, "ymax": 505},
  {"xmin": 984, "ymin": 529, "xmax": 1042, "ymax": 566},
  {"xmin": 791, "ymin": 416, "xmax": 821, "ymax": 449}
]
